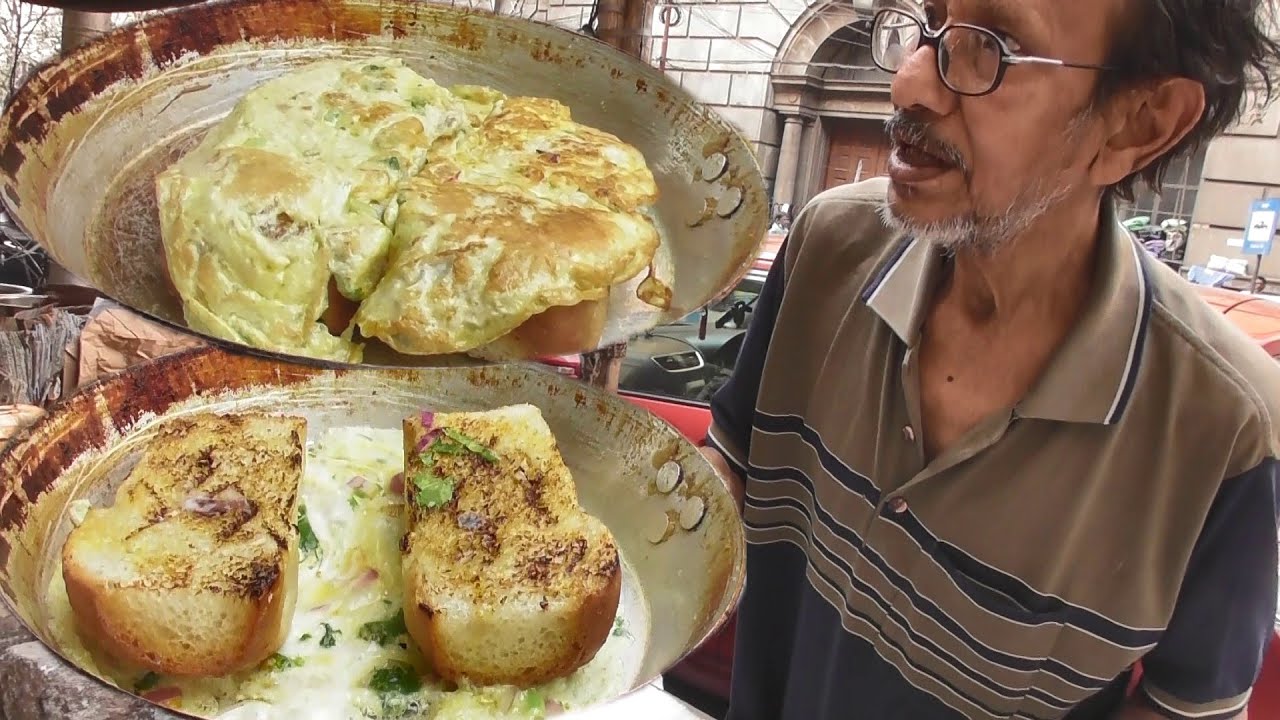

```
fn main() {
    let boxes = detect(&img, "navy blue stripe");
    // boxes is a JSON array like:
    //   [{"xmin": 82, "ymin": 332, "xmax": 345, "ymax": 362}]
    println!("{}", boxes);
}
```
[
  {"xmin": 753, "ymin": 412, "xmax": 882, "ymax": 506},
  {"xmin": 746, "ymin": 492, "xmax": 1076, "ymax": 711},
  {"xmin": 859, "ymin": 236, "xmax": 916, "ymax": 302},
  {"xmin": 748, "ymin": 464, "xmax": 1110, "ymax": 693},
  {"xmin": 754, "ymin": 411, "xmax": 1165, "ymax": 650},
  {"xmin": 1105, "ymin": 254, "xmax": 1153, "ymax": 425},
  {"xmin": 745, "ymin": 510, "xmax": 1057, "ymax": 720}
]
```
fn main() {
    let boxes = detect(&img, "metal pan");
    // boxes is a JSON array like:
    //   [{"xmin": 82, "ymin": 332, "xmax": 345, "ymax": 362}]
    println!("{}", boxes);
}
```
[
  {"xmin": 0, "ymin": 346, "xmax": 745, "ymax": 718},
  {"xmin": 0, "ymin": 0, "xmax": 769, "ymax": 368}
]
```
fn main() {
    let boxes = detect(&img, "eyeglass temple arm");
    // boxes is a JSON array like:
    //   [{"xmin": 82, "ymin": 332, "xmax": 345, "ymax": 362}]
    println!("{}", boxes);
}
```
[{"xmin": 1005, "ymin": 56, "xmax": 1110, "ymax": 70}]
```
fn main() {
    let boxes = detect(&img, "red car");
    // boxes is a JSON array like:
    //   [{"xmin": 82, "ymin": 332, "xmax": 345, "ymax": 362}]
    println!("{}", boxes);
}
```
[{"xmin": 549, "ymin": 241, "xmax": 1280, "ymax": 718}]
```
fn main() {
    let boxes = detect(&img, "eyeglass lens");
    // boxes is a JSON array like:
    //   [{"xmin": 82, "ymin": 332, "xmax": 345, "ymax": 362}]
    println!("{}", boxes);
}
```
[{"xmin": 872, "ymin": 10, "xmax": 1005, "ymax": 95}]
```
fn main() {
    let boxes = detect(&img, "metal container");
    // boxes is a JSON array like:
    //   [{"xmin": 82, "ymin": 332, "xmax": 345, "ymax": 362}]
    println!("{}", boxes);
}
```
[
  {"xmin": 0, "ymin": 346, "xmax": 745, "ymax": 718},
  {"xmin": 0, "ymin": 0, "xmax": 768, "ymax": 367}
]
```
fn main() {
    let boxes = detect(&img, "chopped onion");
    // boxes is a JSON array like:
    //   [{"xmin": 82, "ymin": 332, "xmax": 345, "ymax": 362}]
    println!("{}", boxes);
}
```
[
  {"xmin": 419, "ymin": 410, "xmax": 435, "ymax": 428},
  {"xmin": 415, "ymin": 429, "xmax": 442, "ymax": 452},
  {"xmin": 142, "ymin": 686, "xmax": 182, "ymax": 703},
  {"xmin": 183, "ymin": 487, "xmax": 251, "ymax": 517},
  {"xmin": 355, "ymin": 568, "xmax": 379, "ymax": 588},
  {"xmin": 389, "ymin": 472, "xmax": 405, "ymax": 495},
  {"xmin": 495, "ymin": 687, "xmax": 518, "ymax": 712},
  {"xmin": 347, "ymin": 475, "xmax": 369, "ymax": 491},
  {"xmin": 546, "ymin": 699, "xmax": 566, "ymax": 715}
]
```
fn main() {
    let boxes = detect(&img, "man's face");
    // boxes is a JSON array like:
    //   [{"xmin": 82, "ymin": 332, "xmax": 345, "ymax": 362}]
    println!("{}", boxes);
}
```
[{"xmin": 880, "ymin": 0, "xmax": 1119, "ymax": 253}]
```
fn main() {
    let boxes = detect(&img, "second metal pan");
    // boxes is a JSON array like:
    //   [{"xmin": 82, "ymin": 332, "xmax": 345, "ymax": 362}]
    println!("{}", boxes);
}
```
[{"xmin": 0, "ymin": 346, "xmax": 745, "ymax": 718}]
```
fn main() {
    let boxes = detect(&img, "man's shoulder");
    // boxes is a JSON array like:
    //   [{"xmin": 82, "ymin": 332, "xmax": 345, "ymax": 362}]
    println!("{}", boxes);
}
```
[
  {"xmin": 785, "ymin": 178, "xmax": 902, "ymax": 279},
  {"xmin": 1144, "ymin": 262, "xmax": 1280, "ymax": 469}
]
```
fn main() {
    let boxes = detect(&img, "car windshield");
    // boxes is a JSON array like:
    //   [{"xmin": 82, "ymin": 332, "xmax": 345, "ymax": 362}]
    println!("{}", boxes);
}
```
[{"xmin": 710, "ymin": 275, "xmax": 766, "ymax": 314}]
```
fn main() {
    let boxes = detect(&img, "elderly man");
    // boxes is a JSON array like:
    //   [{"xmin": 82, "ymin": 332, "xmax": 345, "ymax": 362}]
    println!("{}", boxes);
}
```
[{"xmin": 701, "ymin": 1, "xmax": 1280, "ymax": 719}]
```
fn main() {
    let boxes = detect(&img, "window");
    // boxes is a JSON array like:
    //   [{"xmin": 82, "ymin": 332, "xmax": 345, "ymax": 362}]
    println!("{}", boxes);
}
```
[
  {"xmin": 1116, "ymin": 146, "xmax": 1207, "ymax": 227},
  {"xmin": 617, "ymin": 275, "xmax": 764, "ymax": 404},
  {"xmin": 810, "ymin": 20, "xmax": 891, "ymax": 85}
]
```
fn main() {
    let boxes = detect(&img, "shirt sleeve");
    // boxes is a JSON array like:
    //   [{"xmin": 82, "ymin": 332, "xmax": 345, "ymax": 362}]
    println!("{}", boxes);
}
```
[
  {"xmin": 1138, "ymin": 457, "xmax": 1280, "ymax": 720},
  {"xmin": 703, "ymin": 239, "xmax": 788, "ymax": 477}
]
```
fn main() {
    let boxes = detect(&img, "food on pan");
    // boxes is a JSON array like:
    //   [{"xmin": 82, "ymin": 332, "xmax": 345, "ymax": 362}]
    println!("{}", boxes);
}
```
[
  {"xmin": 154, "ymin": 58, "xmax": 665, "ymax": 363},
  {"xmin": 401, "ymin": 405, "xmax": 623, "ymax": 687},
  {"xmin": 61, "ymin": 413, "xmax": 305, "ymax": 676},
  {"xmin": 48, "ymin": 412, "xmax": 640, "ymax": 719}
]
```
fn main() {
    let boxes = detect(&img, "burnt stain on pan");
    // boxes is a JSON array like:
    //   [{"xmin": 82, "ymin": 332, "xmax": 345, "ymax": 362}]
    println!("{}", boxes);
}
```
[{"xmin": 443, "ymin": 16, "xmax": 486, "ymax": 52}]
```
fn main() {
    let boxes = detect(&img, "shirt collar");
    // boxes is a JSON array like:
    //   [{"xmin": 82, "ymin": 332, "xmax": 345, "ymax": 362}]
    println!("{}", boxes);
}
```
[{"xmin": 861, "ymin": 202, "xmax": 1154, "ymax": 426}]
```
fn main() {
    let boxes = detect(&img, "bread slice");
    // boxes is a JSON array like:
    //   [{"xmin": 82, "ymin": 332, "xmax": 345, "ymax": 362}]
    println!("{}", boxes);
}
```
[
  {"xmin": 62, "ymin": 412, "xmax": 306, "ymax": 677},
  {"xmin": 466, "ymin": 298, "xmax": 608, "ymax": 361},
  {"xmin": 400, "ymin": 405, "xmax": 621, "ymax": 687}
]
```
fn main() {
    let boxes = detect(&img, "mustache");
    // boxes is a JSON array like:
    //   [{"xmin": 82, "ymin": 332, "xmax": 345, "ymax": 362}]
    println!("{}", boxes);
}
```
[{"xmin": 884, "ymin": 112, "xmax": 969, "ymax": 172}]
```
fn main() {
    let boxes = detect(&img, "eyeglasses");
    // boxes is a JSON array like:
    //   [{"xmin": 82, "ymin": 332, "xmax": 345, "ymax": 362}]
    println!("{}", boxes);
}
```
[{"xmin": 870, "ymin": 8, "xmax": 1111, "ymax": 97}]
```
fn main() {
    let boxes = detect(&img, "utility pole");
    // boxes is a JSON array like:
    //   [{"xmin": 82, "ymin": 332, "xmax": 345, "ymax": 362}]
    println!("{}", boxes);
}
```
[
  {"xmin": 580, "ymin": 0, "xmax": 646, "ymax": 390},
  {"xmin": 61, "ymin": 10, "xmax": 111, "ymax": 51}
]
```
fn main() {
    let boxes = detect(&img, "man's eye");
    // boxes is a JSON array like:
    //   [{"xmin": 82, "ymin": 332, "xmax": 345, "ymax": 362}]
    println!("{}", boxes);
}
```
[{"xmin": 990, "ymin": 29, "xmax": 1022, "ymax": 52}]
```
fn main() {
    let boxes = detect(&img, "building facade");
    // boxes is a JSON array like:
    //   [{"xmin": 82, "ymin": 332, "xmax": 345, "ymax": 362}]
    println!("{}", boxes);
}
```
[{"xmin": 541, "ymin": 0, "xmax": 1276, "ymax": 278}]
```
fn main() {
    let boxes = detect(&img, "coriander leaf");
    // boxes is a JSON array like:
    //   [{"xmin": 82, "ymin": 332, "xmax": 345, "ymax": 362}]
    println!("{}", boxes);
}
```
[
  {"xmin": 297, "ymin": 505, "xmax": 320, "ymax": 561},
  {"xmin": 519, "ymin": 689, "xmax": 545, "ymax": 713},
  {"xmin": 442, "ymin": 427, "xmax": 499, "ymax": 462},
  {"xmin": 411, "ymin": 470, "xmax": 455, "ymax": 509},
  {"xmin": 358, "ymin": 609, "xmax": 407, "ymax": 646},
  {"xmin": 385, "ymin": 156, "xmax": 401, "ymax": 171},
  {"xmin": 264, "ymin": 653, "xmax": 304, "ymax": 671},
  {"xmin": 368, "ymin": 661, "xmax": 421, "ymax": 694},
  {"xmin": 320, "ymin": 622, "xmax": 341, "ymax": 648},
  {"xmin": 612, "ymin": 616, "xmax": 630, "ymax": 638},
  {"xmin": 348, "ymin": 495, "xmax": 360, "ymax": 510},
  {"xmin": 410, "ymin": 98, "xmax": 427, "ymax": 110},
  {"xmin": 134, "ymin": 671, "xmax": 161, "ymax": 692},
  {"xmin": 424, "ymin": 438, "xmax": 467, "ymax": 456},
  {"xmin": 299, "ymin": 633, "xmax": 313, "ymax": 642}
]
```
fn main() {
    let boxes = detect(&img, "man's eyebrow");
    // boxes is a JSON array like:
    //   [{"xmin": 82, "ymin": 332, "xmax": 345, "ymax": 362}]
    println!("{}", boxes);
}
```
[{"xmin": 962, "ymin": 0, "xmax": 1048, "ymax": 43}]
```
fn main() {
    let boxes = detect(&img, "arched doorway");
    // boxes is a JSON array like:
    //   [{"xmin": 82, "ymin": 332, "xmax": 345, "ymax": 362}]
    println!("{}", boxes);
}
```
[{"xmin": 769, "ymin": 0, "xmax": 893, "ymax": 212}]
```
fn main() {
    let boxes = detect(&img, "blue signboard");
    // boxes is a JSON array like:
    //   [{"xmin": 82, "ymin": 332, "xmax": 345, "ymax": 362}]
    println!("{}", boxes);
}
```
[{"xmin": 1243, "ymin": 199, "xmax": 1279, "ymax": 256}]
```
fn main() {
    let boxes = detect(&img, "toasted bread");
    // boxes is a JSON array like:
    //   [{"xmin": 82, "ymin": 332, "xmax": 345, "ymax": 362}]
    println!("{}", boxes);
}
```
[
  {"xmin": 62, "ymin": 413, "xmax": 306, "ymax": 677},
  {"xmin": 400, "ymin": 405, "xmax": 621, "ymax": 687}
]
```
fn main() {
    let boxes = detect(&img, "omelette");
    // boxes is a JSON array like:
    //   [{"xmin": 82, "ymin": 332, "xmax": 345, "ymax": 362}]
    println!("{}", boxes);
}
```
[{"xmin": 155, "ymin": 58, "xmax": 663, "ymax": 362}]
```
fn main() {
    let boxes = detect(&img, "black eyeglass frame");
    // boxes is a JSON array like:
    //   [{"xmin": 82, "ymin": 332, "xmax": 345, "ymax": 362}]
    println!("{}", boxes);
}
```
[{"xmin": 869, "ymin": 7, "xmax": 1113, "ymax": 97}]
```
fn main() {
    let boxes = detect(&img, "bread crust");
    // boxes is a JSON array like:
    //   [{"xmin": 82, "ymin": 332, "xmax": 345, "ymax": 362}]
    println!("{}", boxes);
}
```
[
  {"xmin": 467, "ymin": 298, "xmax": 608, "ymax": 361},
  {"xmin": 400, "ymin": 405, "xmax": 621, "ymax": 687},
  {"xmin": 61, "ymin": 413, "xmax": 304, "ymax": 677}
]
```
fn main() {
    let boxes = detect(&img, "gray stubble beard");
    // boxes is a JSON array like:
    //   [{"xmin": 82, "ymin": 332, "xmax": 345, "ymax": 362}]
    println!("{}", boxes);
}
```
[{"xmin": 877, "ymin": 109, "xmax": 1093, "ymax": 257}]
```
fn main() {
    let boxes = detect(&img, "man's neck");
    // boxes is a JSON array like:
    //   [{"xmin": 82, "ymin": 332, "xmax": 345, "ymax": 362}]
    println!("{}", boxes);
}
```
[{"xmin": 941, "ymin": 199, "xmax": 1103, "ymax": 331}]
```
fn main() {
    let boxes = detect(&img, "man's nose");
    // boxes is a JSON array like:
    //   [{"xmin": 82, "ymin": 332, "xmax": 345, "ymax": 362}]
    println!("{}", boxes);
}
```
[{"xmin": 888, "ymin": 43, "xmax": 958, "ymax": 116}]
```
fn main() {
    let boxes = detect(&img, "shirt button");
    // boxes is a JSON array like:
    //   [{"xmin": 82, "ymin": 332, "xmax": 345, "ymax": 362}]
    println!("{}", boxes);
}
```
[
  {"xmin": 888, "ymin": 497, "xmax": 909, "ymax": 514},
  {"xmin": 903, "ymin": 425, "xmax": 916, "ymax": 442}
]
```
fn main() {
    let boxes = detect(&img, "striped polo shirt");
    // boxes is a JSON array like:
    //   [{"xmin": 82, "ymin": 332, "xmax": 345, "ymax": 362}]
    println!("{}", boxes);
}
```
[{"xmin": 707, "ymin": 178, "xmax": 1280, "ymax": 720}]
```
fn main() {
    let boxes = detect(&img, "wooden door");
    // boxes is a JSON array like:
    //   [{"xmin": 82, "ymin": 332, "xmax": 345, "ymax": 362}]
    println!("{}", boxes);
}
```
[{"xmin": 823, "ymin": 119, "xmax": 892, "ymax": 191}]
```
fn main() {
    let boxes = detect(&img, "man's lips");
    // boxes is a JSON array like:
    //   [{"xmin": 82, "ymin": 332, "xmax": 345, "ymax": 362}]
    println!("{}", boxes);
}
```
[
  {"xmin": 894, "ymin": 140, "xmax": 950, "ymax": 169},
  {"xmin": 888, "ymin": 138, "xmax": 957, "ymax": 185}
]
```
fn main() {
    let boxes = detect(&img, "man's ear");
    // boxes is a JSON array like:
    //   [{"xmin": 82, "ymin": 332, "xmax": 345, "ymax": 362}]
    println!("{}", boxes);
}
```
[{"xmin": 1088, "ymin": 78, "xmax": 1205, "ymax": 187}]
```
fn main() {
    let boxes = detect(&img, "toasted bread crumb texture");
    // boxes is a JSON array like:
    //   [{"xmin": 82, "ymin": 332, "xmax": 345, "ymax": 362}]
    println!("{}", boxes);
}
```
[
  {"xmin": 61, "ymin": 413, "xmax": 305, "ymax": 675},
  {"xmin": 402, "ymin": 404, "xmax": 622, "ymax": 686}
]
